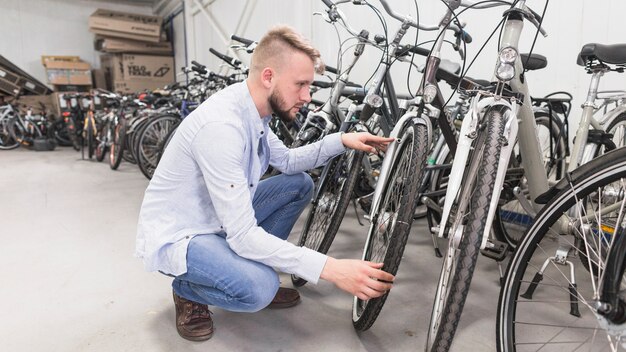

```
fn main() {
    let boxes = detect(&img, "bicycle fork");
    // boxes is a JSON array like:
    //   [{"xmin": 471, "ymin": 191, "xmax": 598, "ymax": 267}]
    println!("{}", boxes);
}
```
[{"xmin": 437, "ymin": 95, "xmax": 519, "ymax": 251}]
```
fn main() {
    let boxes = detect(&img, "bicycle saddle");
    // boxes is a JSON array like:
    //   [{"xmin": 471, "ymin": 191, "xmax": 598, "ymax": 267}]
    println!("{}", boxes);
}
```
[
  {"xmin": 577, "ymin": 43, "xmax": 626, "ymax": 66},
  {"xmin": 520, "ymin": 53, "xmax": 547, "ymax": 71}
]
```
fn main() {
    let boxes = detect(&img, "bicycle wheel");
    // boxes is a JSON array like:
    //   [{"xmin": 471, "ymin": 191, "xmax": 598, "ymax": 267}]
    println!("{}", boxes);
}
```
[
  {"xmin": 426, "ymin": 106, "xmax": 507, "ymax": 351},
  {"xmin": 95, "ymin": 120, "xmax": 110, "ymax": 162},
  {"xmin": 110, "ymin": 119, "xmax": 126, "ymax": 170},
  {"xmin": 136, "ymin": 115, "xmax": 180, "ymax": 179},
  {"xmin": 86, "ymin": 118, "xmax": 96, "ymax": 159},
  {"xmin": 494, "ymin": 111, "xmax": 567, "ymax": 247},
  {"xmin": 290, "ymin": 149, "xmax": 364, "ymax": 287},
  {"xmin": 352, "ymin": 121, "xmax": 429, "ymax": 331},
  {"xmin": 497, "ymin": 147, "xmax": 626, "ymax": 352},
  {"xmin": 0, "ymin": 117, "xmax": 19, "ymax": 150}
]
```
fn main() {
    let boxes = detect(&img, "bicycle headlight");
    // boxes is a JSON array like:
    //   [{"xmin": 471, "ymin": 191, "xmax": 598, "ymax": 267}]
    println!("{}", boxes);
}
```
[
  {"xmin": 495, "ymin": 63, "xmax": 515, "ymax": 81},
  {"xmin": 423, "ymin": 84, "xmax": 438, "ymax": 104},
  {"xmin": 365, "ymin": 94, "xmax": 384, "ymax": 108},
  {"xmin": 498, "ymin": 47, "xmax": 518, "ymax": 64},
  {"xmin": 495, "ymin": 47, "xmax": 517, "ymax": 82}
]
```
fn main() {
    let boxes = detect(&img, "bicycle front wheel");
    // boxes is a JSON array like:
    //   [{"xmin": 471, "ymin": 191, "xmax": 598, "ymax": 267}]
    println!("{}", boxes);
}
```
[
  {"xmin": 291, "ymin": 149, "xmax": 364, "ymax": 287},
  {"xmin": 426, "ymin": 106, "xmax": 508, "ymax": 351},
  {"xmin": 352, "ymin": 121, "xmax": 429, "ymax": 331},
  {"xmin": 497, "ymin": 147, "xmax": 626, "ymax": 352}
]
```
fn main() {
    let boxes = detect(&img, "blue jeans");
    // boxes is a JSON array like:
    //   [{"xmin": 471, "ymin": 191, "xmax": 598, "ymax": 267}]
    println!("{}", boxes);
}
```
[{"xmin": 172, "ymin": 172, "xmax": 314, "ymax": 312}]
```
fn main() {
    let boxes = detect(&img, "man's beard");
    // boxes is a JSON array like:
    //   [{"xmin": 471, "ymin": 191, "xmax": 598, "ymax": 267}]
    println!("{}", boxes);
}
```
[{"xmin": 269, "ymin": 90, "xmax": 295, "ymax": 123}]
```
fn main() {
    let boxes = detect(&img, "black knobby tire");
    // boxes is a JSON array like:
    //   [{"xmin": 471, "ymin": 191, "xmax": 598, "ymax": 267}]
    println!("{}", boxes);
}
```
[
  {"xmin": 291, "ymin": 149, "xmax": 365, "ymax": 287},
  {"xmin": 352, "ymin": 121, "xmax": 429, "ymax": 331},
  {"xmin": 52, "ymin": 119, "xmax": 73, "ymax": 147},
  {"xmin": 493, "ymin": 111, "xmax": 567, "ymax": 248},
  {"xmin": 497, "ymin": 147, "xmax": 626, "ymax": 352},
  {"xmin": 426, "ymin": 107, "xmax": 507, "ymax": 352},
  {"xmin": 109, "ymin": 119, "xmax": 127, "ymax": 170}
]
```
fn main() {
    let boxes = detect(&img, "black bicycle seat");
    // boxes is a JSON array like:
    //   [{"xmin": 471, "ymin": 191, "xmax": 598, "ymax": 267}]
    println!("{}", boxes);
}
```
[
  {"xmin": 521, "ymin": 53, "xmax": 547, "ymax": 71},
  {"xmin": 577, "ymin": 43, "xmax": 626, "ymax": 66}
]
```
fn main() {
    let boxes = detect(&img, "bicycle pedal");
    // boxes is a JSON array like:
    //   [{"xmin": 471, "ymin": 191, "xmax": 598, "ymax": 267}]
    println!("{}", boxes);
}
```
[{"xmin": 480, "ymin": 239, "xmax": 509, "ymax": 262}]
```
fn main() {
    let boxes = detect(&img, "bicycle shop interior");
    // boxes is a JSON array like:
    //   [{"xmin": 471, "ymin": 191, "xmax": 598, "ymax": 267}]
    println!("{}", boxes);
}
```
[{"xmin": 1, "ymin": 0, "xmax": 626, "ymax": 351}]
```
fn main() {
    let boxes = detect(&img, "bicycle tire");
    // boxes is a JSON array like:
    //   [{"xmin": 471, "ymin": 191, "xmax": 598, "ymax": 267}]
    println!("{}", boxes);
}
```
[
  {"xmin": 291, "ymin": 149, "xmax": 364, "ymax": 287},
  {"xmin": 136, "ymin": 115, "xmax": 180, "ymax": 179},
  {"xmin": 0, "ymin": 118, "xmax": 19, "ymax": 150},
  {"xmin": 493, "ymin": 111, "xmax": 567, "ymax": 248},
  {"xmin": 426, "ymin": 106, "xmax": 507, "ymax": 352},
  {"xmin": 87, "ymin": 118, "xmax": 96, "ymax": 159},
  {"xmin": 352, "ymin": 121, "xmax": 429, "ymax": 331},
  {"xmin": 497, "ymin": 147, "xmax": 626, "ymax": 352},
  {"xmin": 110, "ymin": 119, "xmax": 126, "ymax": 170}
]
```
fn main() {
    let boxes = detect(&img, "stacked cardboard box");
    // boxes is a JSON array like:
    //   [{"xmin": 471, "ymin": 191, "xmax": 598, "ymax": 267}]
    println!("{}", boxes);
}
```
[
  {"xmin": 0, "ymin": 55, "xmax": 51, "ymax": 97},
  {"xmin": 89, "ymin": 8, "xmax": 174, "ymax": 93},
  {"xmin": 42, "ymin": 56, "xmax": 92, "ymax": 92},
  {"xmin": 101, "ymin": 54, "xmax": 174, "ymax": 93}
]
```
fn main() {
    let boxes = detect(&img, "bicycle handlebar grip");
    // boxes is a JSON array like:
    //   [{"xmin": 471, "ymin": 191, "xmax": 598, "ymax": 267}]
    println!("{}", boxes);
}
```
[
  {"xmin": 209, "ymin": 48, "xmax": 241, "ymax": 67},
  {"xmin": 231, "ymin": 35, "xmax": 255, "ymax": 46},
  {"xmin": 325, "ymin": 65, "xmax": 338, "ymax": 74},
  {"xmin": 192, "ymin": 66, "xmax": 207, "ymax": 75},
  {"xmin": 408, "ymin": 45, "xmax": 431, "ymax": 57},
  {"xmin": 311, "ymin": 80, "xmax": 333, "ymax": 89},
  {"xmin": 191, "ymin": 60, "xmax": 205, "ymax": 68},
  {"xmin": 321, "ymin": 0, "xmax": 334, "ymax": 8}
]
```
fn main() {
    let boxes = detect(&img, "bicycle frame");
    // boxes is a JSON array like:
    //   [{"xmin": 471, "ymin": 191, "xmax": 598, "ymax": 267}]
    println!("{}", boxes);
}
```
[{"xmin": 437, "ymin": 0, "xmax": 549, "ymax": 250}]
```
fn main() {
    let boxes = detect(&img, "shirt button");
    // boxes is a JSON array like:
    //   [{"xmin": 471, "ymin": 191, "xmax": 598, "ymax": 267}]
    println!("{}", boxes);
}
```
[
  {"xmin": 230, "ymin": 184, "xmax": 234, "ymax": 188},
  {"xmin": 220, "ymin": 226, "xmax": 223, "ymax": 229},
  {"xmin": 185, "ymin": 236, "xmax": 189, "ymax": 239},
  {"xmin": 260, "ymin": 131, "xmax": 264, "ymax": 135},
  {"xmin": 249, "ymin": 184, "xmax": 253, "ymax": 187}
]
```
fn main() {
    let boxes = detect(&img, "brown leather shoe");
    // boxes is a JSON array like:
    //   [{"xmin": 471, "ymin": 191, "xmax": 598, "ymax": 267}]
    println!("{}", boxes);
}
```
[
  {"xmin": 267, "ymin": 287, "xmax": 301, "ymax": 309},
  {"xmin": 173, "ymin": 291, "xmax": 214, "ymax": 341}
]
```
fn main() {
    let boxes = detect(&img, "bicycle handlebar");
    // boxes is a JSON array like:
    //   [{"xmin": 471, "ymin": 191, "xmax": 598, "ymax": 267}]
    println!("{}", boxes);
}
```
[
  {"xmin": 231, "ymin": 34, "xmax": 255, "ymax": 46},
  {"xmin": 321, "ymin": 0, "xmax": 334, "ymax": 8},
  {"xmin": 209, "ymin": 48, "xmax": 242, "ymax": 68}
]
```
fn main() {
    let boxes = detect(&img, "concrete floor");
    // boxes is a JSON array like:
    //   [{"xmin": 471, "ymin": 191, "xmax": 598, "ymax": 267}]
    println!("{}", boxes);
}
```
[{"xmin": 1, "ymin": 147, "xmax": 503, "ymax": 351}]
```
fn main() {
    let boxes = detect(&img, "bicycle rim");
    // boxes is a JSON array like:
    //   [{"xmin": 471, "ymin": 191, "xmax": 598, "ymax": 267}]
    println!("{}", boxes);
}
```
[
  {"xmin": 352, "ymin": 122, "xmax": 429, "ymax": 331},
  {"xmin": 498, "ymin": 149, "xmax": 626, "ymax": 352}
]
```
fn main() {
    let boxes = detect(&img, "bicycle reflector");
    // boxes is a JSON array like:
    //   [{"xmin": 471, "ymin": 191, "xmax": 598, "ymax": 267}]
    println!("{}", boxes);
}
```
[{"xmin": 495, "ymin": 46, "xmax": 518, "ymax": 81}]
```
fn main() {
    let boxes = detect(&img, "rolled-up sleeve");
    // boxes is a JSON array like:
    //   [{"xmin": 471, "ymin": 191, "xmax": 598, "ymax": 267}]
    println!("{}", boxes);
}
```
[
  {"xmin": 268, "ymin": 131, "xmax": 346, "ymax": 174},
  {"xmin": 189, "ymin": 122, "xmax": 328, "ymax": 283}
]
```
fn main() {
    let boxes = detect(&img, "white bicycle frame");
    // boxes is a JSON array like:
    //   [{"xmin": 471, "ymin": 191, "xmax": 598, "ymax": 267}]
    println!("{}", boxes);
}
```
[{"xmin": 436, "ymin": 0, "xmax": 549, "ymax": 250}]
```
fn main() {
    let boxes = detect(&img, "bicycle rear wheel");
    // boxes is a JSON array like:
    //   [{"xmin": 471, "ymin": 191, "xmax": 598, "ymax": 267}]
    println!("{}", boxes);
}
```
[
  {"xmin": 291, "ymin": 149, "xmax": 364, "ymax": 287},
  {"xmin": 497, "ymin": 147, "xmax": 626, "ymax": 352},
  {"xmin": 426, "ymin": 106, "xmax": 507, "ymax": 352},
  {"xmin": 110, "ymin": 119, "xmax": 126, "ymax": 170},
  {"xmin": 136, "ymin": 115, "xmax": 180, "ymax": 179},
  {"xmin": 352, "ymin": 121, "xmax": 429, "ymax": 331}
]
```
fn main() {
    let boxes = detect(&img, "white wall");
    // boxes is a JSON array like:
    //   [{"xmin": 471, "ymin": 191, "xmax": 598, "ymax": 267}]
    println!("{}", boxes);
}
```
[
  {"xmin": 0, "ymin": 0, "xmax": 153, "ymax": 87},
  {"xmin": 178, "ymin": 0, "xmax": 626, "ymax": 144}
]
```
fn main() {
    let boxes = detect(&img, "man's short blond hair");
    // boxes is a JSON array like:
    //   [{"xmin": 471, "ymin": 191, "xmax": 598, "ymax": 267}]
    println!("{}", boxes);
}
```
[{"xmin": 251, "ymin": 25, "xmax": 325, "ymax": 75}]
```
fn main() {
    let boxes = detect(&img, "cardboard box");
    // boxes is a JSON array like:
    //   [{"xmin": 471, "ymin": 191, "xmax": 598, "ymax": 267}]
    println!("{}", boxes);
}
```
[
  {"xmin": 89, "ymin": 9, "xmax": 162, "ymax": 40},
  {"xmin": 10, "ymin": 94, "xmax": 55, "ymax": 116},
  {"xmin": 0, "ymin": 67, "xmax": 22, "ymax": 96},
  {"xmin": 0, "ymin": 55, "xmax": 51, "ymax": 96},
  {"xmin": 89, "ymin": 28, "xmax": 165, "ymax": 43},
  {"xmin": 42, "ymin": 56, "xmax": 91, "ymax": 70},
  {"xmin": 101, "ymin": 54, "xmax": 174, "ymax": 83},
  {"xmin": 94, "ymin": 36, "xmax": 172, "ymax": 55},
  {"xmin": 46, "ymin": 69, "xmax": 92, "ymax": 86},
  {"xmin": 92, "ymin": 69, "xmax": 107, "ymax": 90},
  {"xmin": 113, "ymin": 79, "xmax": 167, "ymax": 93}
]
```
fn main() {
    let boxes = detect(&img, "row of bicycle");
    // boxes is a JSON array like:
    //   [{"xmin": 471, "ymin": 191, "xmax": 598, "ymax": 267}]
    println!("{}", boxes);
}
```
[
  {"xmin": 282, "ymin": 1, "xmax": 626, "ymax": 351},
  {"xmin": 2, "ymin": 0, "xmax": 626, "ymax": 349}
]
